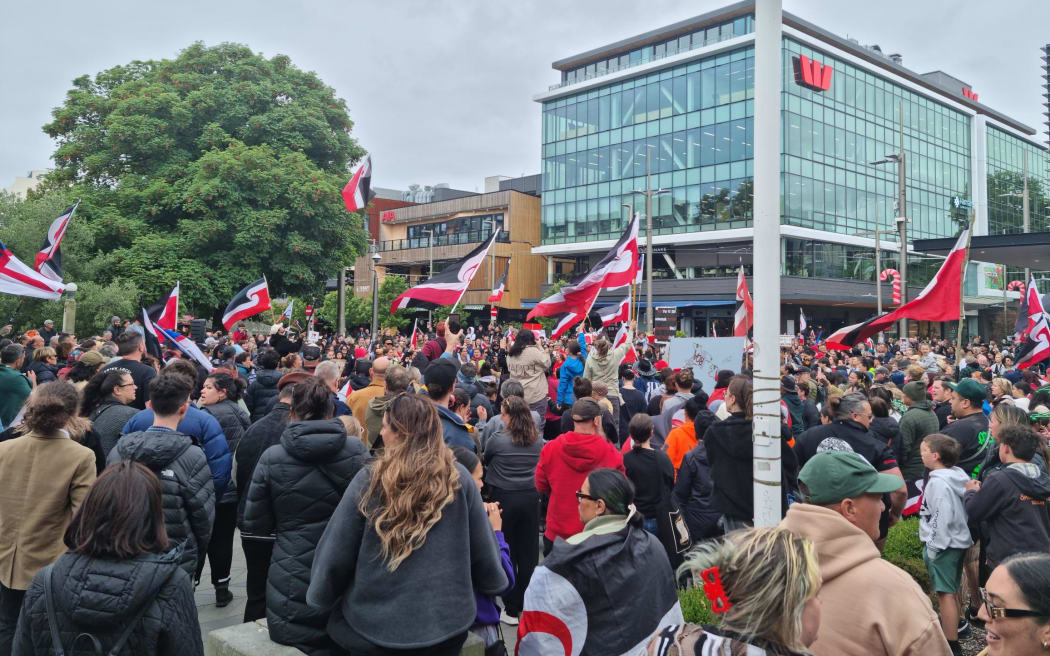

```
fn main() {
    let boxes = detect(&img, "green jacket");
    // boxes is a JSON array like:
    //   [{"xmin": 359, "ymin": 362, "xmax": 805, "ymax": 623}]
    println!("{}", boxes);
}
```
[
  {"xmin": 898, "ymin": 400, "xmax": 940, "ymax": 480},
  {"xmin": 0, "ymin": 365, "xmax": 31, "ymax": 428}
]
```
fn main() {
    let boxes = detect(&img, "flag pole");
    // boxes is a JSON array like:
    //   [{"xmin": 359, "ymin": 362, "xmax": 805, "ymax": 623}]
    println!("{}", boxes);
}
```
[{"xmin": 956, "ymin": 209, "xmax": 976, "ymax": 366}]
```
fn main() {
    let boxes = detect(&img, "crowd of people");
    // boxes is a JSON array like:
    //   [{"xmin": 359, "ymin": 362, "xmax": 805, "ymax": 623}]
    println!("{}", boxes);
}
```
[{"xmin": 0, "ymin": 314, "xmax": 1047, "ymax": 655}]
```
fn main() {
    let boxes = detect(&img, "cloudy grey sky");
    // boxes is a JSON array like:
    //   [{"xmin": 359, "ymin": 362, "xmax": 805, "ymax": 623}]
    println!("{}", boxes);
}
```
[{"xmin": 2, "ymin": 0, "xmax": 1048, "ymax": 193}]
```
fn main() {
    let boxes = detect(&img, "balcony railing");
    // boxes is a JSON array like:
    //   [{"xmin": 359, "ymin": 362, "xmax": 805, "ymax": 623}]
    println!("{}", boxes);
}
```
[{"xmin": 379, "ymin": 231, "xmax": 509, "ymax": 252}]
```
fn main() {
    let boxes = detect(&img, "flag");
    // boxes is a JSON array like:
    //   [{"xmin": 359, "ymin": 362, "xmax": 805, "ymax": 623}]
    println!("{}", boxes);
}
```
[
  {"xmin": 1015, "ymin": 279, "xmax": 1050, "ymax": 369},
  {"xmin": 390, "ymin": 230, "xmax": 499, "ymax": 312},
  {"xmin": 527, "ymin": 215, "xmax": 638, "ymax": 321},
  {"xmin": 488, "ymin": 259, "xmax": 510, "ymax": 303},
  {"xmin": 597, "ymin": 292, "xmax": 631, "ymax": 327},
  {"xmin": 156, "ymin": 325, "xmax": 214, "ymax": 372},
  {"xmin": 337, "ymin": 378, "xmax": 352, "ymax": 401},
  {"xmin": 712, "ymin": 323, "xmax": 718, "ymax": 337},
  {"xmin": 341, "ymin": 155, "xmax": 374, "ymax": 212},
  {"xmin": 222, "ymin": 277, "xmax": 272, "ymax": 329},
  {"xmin": 282, "ymin": 300, "xmax": 294, "ymax": 321},
  {"xmin": 826, "ymin": 227, "xmax": 970, "ymax": 350},
  {"xmin": 733, "ymin": 266, "xmax": 753, "ymax": 337},
  {"xmin": 142, "ymin": 283, "xmax": 180, "ymax": 359},
  {"xmin": 294, "ymin": 319, "xmax": 304, "ymax": 332},
  {"xmin": 613, "ymin": 324, "xmax": 637, "ymax": 364},
  {"xmin": 551, "ymin": 312, "xmax": 585, "ymax": 339},
  {"xmin": 636, "ymin": 254, "xmax": 644, "ymax": 285},
  {"xmin": 799, "ymin": 308, "xmax": 807, "ymax": 334},
  {"xmin": 34, "ymin": 200, "xmax": 78, "ymax": 282},
  {"xmin": 517, "ymin": 520, "xmax": 682, "ymax": 655},
  {"xmin": 0, "ymin": 242, "xmax": 65, "ymax": 300},
  {"xmin": 409, "ymin": 318, "xmax": 420, "ymax": 350}
]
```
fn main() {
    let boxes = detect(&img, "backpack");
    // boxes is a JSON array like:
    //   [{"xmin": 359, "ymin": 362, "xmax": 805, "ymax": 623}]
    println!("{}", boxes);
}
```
[{"xmin": 41, "ymin": 564, "xmax": 176, "ymax": 655}]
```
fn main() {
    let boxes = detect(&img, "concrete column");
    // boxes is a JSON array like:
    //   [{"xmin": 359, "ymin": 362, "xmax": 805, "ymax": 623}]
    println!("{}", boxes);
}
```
[{"xmin": 751, "ymin": 0, "xmax": 784, "ymax": 527}]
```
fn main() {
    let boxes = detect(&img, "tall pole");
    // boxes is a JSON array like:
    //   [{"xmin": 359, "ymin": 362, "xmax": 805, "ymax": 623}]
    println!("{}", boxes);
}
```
[
  {"xmin": 1023, "ymin": 150, "xmax": 1030, "ymax": 283},
  {"xmin": 957, "ymin": 209, "xmax": 976, "ymax": 362},
  {"xmin": 897, "ymin": 101, "xmax": 908, "ymax": 339},
  {"xmin": 370, "ymin": 243, "xmax": 379, "ymax": 340},
  {"xmin": 751, "ymin": 0, "xmax": 783, "ymax": 527},
  {"xmin": 875, "ymin": 202, "xmax": 883, "ymax": 317},
  {"xmin": 645, "ymin": 148, "xmax": 654, "ymax": 335},
  {"xmin": 337, "ymin": 268, "xmax": 346, "ymax": 336}
]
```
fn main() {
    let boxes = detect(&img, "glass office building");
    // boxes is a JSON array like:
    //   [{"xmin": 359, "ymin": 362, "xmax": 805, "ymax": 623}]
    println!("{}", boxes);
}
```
[{"xmin": 533, "ymin": 1, "xmax": 1048, "ymax": 336}]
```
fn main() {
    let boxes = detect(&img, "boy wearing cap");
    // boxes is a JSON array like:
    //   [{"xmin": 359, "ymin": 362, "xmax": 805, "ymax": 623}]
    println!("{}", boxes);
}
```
[
  {"xmin": 941, "ymin": 379, "xmax": 991, "ymax": 476},
  {"xmin": 781, "ymin": 451, "xmax": 950, "ymax": 655}
]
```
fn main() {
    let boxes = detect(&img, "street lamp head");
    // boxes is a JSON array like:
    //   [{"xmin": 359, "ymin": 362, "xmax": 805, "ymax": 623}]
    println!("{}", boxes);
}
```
[
  {"xmin": 372, "ymin": 252, "xmax": 382, "ymax": 263},
  {"xmin": 65, "ymin": 282, "xmax": 77, "ymax": 293}
]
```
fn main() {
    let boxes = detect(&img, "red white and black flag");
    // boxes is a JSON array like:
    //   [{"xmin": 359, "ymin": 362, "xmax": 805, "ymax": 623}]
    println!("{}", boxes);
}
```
[
  {"xmin": 34, "ymin": 199, "xmax": 78, "ymax": 283},
  {"xmin": 733, "ymin": 266, "xmax": 753, "ymax": 337},
  {"xmin": 1015, "ymin": 279, "xmax": 1050, "ymax": 369},
  {"xmin": 222, "ymin": 277, "xmax": 272, "ymax": 329},
  {"xmin": 341, "ymin": 156, "xmax": 375, "ymax": 212},
  {"xmin": 409, "ymin": 318, "xmax": 420, "ymax": 350},
  {"xmin": 142, "ymin": 283, "xmax": 180, "ymax": 359},
  {"xmin": 0, "ymin": 242, "xmax": 65, "ymax": 300},
  {"xmin": 527, "ymin": 214, "xmax": 639, "ymax": 321},
  {"xmin": 488, "ymin": 259, "xmax": 510, "ymax": 303},
  {"xmin": 827, "ymin": 227, "xmax": 970, "ymax": 349},
  {"xmin": 597, "ymin": 291, "xmax": 631, "ymax": 327},
  {"xmin": 551, "ymin": 312, "xmax": 585, "ymax": 339},
  {"xmin": 390, "ymin": 230, "xmax": 500, "ymax": 312}
]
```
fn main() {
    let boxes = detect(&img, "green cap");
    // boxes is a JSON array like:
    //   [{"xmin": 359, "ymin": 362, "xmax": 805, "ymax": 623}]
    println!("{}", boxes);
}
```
[
  {"xmin": 948, "ymin": 378, "xmax": 987, "ymax": 404},
  {"xmin": 798, "ymin": 451, "xmax": 903, "ymax": 505}
]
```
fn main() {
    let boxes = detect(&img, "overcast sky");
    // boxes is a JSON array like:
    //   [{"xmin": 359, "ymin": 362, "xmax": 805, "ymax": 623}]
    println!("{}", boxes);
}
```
[{"xmin": 2, "ymin": 0, "xmax": 1048, "ymax": 193}]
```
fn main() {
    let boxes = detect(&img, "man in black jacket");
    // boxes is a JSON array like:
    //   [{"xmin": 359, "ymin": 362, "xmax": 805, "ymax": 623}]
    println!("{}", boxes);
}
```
[
  {"xmin": 236, "ymin": 383, "xmax": 293, "ymax": 622},
  {"xmin": 943, "ymin": 379, "xmax": 991, "ymax": 476},
  {"xmin": 930, "ymin": 377, "xmax": 954, "ymax": 430}
]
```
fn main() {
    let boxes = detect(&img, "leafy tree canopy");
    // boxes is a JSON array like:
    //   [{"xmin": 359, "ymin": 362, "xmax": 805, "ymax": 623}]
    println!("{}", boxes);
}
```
[{"xmin": 38, "ymin": 41, "xmax": 368, "ymax": 319}]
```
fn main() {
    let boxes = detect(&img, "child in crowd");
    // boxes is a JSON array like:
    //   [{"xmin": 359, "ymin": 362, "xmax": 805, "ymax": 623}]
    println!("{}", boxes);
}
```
[{"xmin": 918, "ymin": 433, "xmax": 973, "ymax": 656}]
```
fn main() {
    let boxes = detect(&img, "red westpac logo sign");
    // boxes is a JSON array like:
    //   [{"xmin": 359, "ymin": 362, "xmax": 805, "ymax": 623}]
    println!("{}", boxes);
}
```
[
  {"xmin": 962, "ymin": 87, "xmax": 979, "ymax": 102},
  {"xmin": 794, "ymin": 55, "xmax": 833, "ymax": 91}
]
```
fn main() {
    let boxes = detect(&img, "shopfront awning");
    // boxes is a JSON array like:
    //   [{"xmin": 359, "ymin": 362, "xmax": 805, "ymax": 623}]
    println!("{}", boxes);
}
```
[{"xmin": 913, "ymin": 232, "xmax": 1050, "ymax": 269}]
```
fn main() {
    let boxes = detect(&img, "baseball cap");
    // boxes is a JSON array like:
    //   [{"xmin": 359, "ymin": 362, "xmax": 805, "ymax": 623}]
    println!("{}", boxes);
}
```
[
  {"xmin": 570, "ymin": 398, "xmax": 602, "ymax": 422},
  {"xmin": 78, "ymin": 350, "xmax": 105, "ymax": 367},
  {"xmin": 798, "ymin": 451, "xmax": 903, "ymax": 505},
  {"xmin": 780, "ymin": 375, "xmax": 798, "ymax": 393},
  {"xmin": 302, "ymin": 345, "xmax": 322, "ymax": 362},
  {"xmin": 423, "ymin": 358, "xmax": 458, "ymax": 392},
  {"xmin": 948, "ymin": 378, "xmax": 987, "ymax": 404}
]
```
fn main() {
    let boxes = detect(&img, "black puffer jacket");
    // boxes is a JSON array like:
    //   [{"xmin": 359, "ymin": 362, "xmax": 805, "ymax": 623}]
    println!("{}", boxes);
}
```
[
  {"xmin": 202, "ymin": 400, "xmax": 250, "ymax": 505},
  {"xmin": 245, "ymin": 369, "xmax": 282, "ymax": 421},
  {"xmin": 27, "ymin": 359, "xmax": 59, "ymax": 384},
  {"xmin": 108, "ymin": 429, "xmax": 216, "ymax": 577},
  {"xmin": 242, "ymin": 419, "xmax": 370, "ymax": 652},
  {"xmin": 672, "ymin": 443, "xmax": 721, "ymax": 541},
  {"xmin": 235, "ymin": 402, "xmax": 291, "ymax": 531},
  {"xmin": 13, "ymin": 548, "xmax": 203, "ymax": 656}
]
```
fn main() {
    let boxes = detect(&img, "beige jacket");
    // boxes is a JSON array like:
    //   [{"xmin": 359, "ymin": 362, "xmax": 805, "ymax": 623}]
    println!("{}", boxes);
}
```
[
  {"xmin": 0, "ymin": 430, "xmax": 96, "ymax": 590},
  {"xmin": 780, "ymin": 504, "xmax": 950, "ymax": 656},
  {"xmin": 348, "ymin": 379, "xmax": 385, "ymax": 428},
  {"xmin": 507, "ymin": 346, "xmax": 550, "ymax": 406}
]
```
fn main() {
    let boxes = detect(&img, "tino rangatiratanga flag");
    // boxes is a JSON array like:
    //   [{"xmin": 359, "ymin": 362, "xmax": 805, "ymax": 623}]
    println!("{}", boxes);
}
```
[
  {"xmin": 341, "ymin": 155, "xmax": 375, "ymax": 212},
  {"xmin": 222, "ymin": 277, "xmax": 272, "ymax": 329},
  {"xmin": 389, "ymin": 230, "xmax": 500, "ymax": 312},
  {"xmin": 34, "ymin": 199, "xmax": 78, "ymax": 283}
]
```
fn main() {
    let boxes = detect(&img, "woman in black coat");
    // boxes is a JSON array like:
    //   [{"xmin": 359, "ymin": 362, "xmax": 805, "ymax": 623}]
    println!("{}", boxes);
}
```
[
  {"xmin": 242, "ymin": 376, "xmax": 370, "ymax": 654},
  {"xmin": 245, "ymin": 349, "xmax": 283, "ymax": 421},
  {"xmin": 14, "ymin": 461, "xmax": 203, "ymax": 655}
]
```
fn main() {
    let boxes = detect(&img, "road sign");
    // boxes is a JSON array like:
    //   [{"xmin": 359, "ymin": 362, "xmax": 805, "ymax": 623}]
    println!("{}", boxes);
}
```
[{"xmin": 305, "ymin": 305, "xmax": 314, "ymax": 317}]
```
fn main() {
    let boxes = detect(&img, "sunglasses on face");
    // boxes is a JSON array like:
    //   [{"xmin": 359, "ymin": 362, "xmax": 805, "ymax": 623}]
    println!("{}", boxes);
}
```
[
  {"xmin": 575, "ymin": 490, "xmax": 599, "ymax": 503},
  {"xmin": 979, "ymin": 588, "xmax": 1045, "ymax": 621}
]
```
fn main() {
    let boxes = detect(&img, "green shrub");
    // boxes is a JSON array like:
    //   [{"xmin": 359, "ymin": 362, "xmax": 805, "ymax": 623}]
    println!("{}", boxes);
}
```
[
  {"xmin": 882, "ymin": 517, "xmax": 931, "ymax": 594},
  {"xmin": 678, "ymin": 586, "xmax": 717, "ymax": 626}
]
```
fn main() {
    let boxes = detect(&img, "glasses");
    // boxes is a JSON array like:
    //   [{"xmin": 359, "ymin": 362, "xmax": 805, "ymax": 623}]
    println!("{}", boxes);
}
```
[
  {"xmin": 116, "ymin": 382, "xmax": 137, "ymax": 388},
  {"xmin": 979, "ymin": 588, "xmax": 1045, "ymax": 620},
  {"xmin": 575, "ymin": 490, "xmax": 599, "ymax": 503}
]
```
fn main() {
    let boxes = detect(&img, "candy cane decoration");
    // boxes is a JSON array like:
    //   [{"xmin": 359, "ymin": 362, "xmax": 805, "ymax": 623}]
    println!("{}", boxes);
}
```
[
  {"xmin": 880, "ymin": 268, "xmax": 901, "ymax": 305},
  {"xmin": 1007, "ymin": 280, "xmax": 1026, "ymax": 296}
]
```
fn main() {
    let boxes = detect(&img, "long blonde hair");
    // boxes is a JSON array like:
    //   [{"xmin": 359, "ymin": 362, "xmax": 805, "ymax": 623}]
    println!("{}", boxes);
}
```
[
  {"xmin": 360, "ymin": 394, "xmax": 460, "ymax": 571},
  {"xmin": 680, "ymin": 527, "xmax": 821, "ymax": 654}
]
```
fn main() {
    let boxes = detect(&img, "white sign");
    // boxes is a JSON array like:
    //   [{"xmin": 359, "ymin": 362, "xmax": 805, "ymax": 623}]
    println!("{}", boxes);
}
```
[
  {"xmin": 307, "ymin": 331, "xmax": 320, "ymax": 343},
  {"xmin": 666, "ymin": 337, "xmax": 747, "ymax": 393},
  {"xmin": 779, "ymin": 334, "xmax": 796, "ymax": 347}
]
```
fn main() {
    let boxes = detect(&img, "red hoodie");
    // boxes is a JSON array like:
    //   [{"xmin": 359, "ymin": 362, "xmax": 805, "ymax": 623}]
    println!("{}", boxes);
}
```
[{"xmin": 535, "ymin": 431, "xmax": 625, "ymax": 541}]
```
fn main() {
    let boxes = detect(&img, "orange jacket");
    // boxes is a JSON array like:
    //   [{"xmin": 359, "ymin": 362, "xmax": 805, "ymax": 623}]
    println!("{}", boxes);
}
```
[{"xmin": 664, "ymin": 422, "xmax": 697, "ymax": 474}]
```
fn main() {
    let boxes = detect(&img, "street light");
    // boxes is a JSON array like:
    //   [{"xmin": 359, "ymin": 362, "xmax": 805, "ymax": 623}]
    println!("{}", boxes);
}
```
[
  {"xmin": 871, "ymin": 152, "xmax": 908, "ymax": 338},
  {"xmin": 370, "ymin": 244, "xmax": 381, "ymax": 340},
  {"xmin": 631, "ymin": 143, "xmax": 669, "ymax": 334}
]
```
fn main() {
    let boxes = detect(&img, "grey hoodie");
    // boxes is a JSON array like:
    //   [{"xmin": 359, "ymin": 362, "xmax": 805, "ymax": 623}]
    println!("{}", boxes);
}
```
[{"xmin": 918, "ymin": 467, "xmax": 973, "ymax": 557}]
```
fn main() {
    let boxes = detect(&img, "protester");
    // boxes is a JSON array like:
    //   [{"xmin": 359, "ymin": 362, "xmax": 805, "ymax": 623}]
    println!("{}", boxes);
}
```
[
  {"xmin": 780, "ymin": 451, "xmax": 950, "ymax": 655},
  {"xmin": 518, "ymin": 468, "xmax": 681, "ymax": 655},
  {"xmin": 663, "ymin": 396, "xmax": 700, "ymax": 473},
  {"xmin": 268, "ymin": 324, "xmax": 303, "ymax": 357},
  {"xmin": 64, "ymin": 350, "xmax": 105, "ymax": 394},
  {"xmin": 618, "ymin": 363, "xmax": 646, "ymax": 439},
  {"xmin": 481, "ymin": 395, "xmax": 541, "ymax": 626},
  {"xmin": 780, "ymin": 374, "xmax": 805, "ymax": 439},
  {"xmin": 582, "ymin": 322, "xmax": 635, "ymax": 431},
  {"xmin": 943, "ymin": 378, "xmax": 993, "ymax": 476},
  {"xmin": 108, "ymin": 374, "xmax": 216, "ymax": 579},
  {"xmin": 507, "ymin": 329, "xmax": 551, "ymax": 432},
  {"xmin": 80, "ymin": 367, "xmax": 138, "ymax": 456},
  {"xmin": 650, "ymin": 526, "xmax": 821, "ymax": 655},
  {"xmin": 306, "ymin": 393, "xmax": 508, "ymax": 655},
  {"xmin": 243, "ymin": 376, "xmax": 370, "ymax": 653},
  {"xmin": 898, "ymin": 380, "xmax": 941, "ymax": 482},
  {"xmin": 13, "ymin": 461, "xmax": 204, "ymax": 655},
  {"xmin": 672, "ymin": 435, "xmax": 720, "ymax": 542},
  {"xmin": 314, "ymin": 359, "xmax": 352, "ymax": 418},
  {"xmin": 426, "ymin": 358, "xmax": 476, "ymax": 452},
  {"xmin": 245, "ymin": 349, "xmax": 283, "ymax": 420},
  {"xmin": 363, "ymin": 364, "xmax": 411, "ymax": 449},
  {"xmin": 0, "ymin": 382, "xmax": 97, "ymax": 652},
  {"xmin": 347, "ymin": 356, "xmax": 388, "ymax": 426},
  {"xmin": 623, "ymin": 413, "xmax": 679, "ymax": 564},
  {"xmin": 535, "ymin": 398, "xmax": 625, "ymax": 554},
  {"xmin": 931, "ymin": 377, "xmax": 954, "ymax": 429},
  {"xmin": 557, "ymin": 340, "xmax": 584, "ymax": 408},
  {"xmin": 99, "ymin": 331, "xmax": 157, "ymax": 409},
  {"xmin": 0, "ymin": 344, "xmax": 33, "ymax": 427},
  {"xmin": 653, "ymin": 369, "xmax": 694, "ymax": 448},
  {"xmin": 977, "ymin": 552, "xmax": 1050, "ymax": 655}
]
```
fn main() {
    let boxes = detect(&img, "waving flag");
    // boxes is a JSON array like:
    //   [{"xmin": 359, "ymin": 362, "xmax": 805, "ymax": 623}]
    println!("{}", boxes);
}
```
[
  {"xmin": 488, "ymin": 259, "xmax": 510, "ymax": 303},
  {"xmin": 733, "ymin": 266, "xmax": 753, "ymax": 337},
  {"xmin": 597, "ymin": 292, "xmax": 631, "ymax": 327},
  {"xmin": 528, "ymin": 215, "xmax": 638, "ymax": 321},
  {"xmin": 34, "ymin": 199, "xmax": 78, "ymax": 282},
  {"xmin": 341, "ymin": 155, "xmax": 374, "ymax": 212},
  {"xmin": 282, "ymin": 300, "xmax": 294, "ymax": 321},
  {"xmin": 142, "ymin": 283, "xmax": 180, "ymax": 359},
  {"xmin": 551, "ymin": 312, "xmax": 585, "ymax": 340},
  {"xmin": 1015, "ymin": 279, "xmax": 1050, "ymax": 369},
  {"xmin": 799, "ymin": 308, "xmax": 807, "ymax": 334},
  {"xmin": 390, "ymin": 230, "xmax": 499, "ymax": 312},
  {"xmin": 827, "ymin": 228, "xmax": 970, "ymax": 350},
  {"xmin": 614, "ymin": 323, "xmax": 637, "ymax": 364},
  {"xmin": 222, "ymin": 277, "xmax": 272, "ymax": 329},
  {"xmin": 409, "ymin": 318, "xmax": 420, "ymax": 350},
  {"xmin": 0, "ymin": 242, "xmax": 64, "ymax": 300},
  {"xmin": 156, "ymin": 326, "xmax": 214, "ymax": 372}
]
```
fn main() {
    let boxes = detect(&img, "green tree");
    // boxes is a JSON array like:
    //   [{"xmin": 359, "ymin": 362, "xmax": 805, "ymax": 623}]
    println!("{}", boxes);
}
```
[{"xmin": 40, "ymin": 42, "xmax": 369, "ymax": 320}]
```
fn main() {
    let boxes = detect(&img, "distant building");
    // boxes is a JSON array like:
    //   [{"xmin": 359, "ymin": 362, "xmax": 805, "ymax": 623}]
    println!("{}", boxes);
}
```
[{"xmin": 4, "ymin": 170, "xmax": 49, "ymax": 199}]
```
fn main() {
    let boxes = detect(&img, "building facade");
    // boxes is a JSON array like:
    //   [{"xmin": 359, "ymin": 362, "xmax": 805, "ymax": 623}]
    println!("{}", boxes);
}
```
[{"xmin": 532, "ymin": 1, "xmax": 1049, "ymax": 338}]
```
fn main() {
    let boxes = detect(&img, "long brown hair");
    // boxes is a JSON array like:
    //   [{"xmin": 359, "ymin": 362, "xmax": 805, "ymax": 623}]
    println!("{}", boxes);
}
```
[
  {"xmin": 502, "ymin": 396, "xmax": 538, "ymax": 447},
  {"xmin": 360, "ymin": 394, "xmax": 460, "ymax": 571},
  {"xmin": 65, "ymin": 461, "xmax": 169, "ymax": 559},
  {"xmin": 727, "ymin": 376, "xmax": 753, "ymax": 419},
  {"xmin": 23, "ymin": 381, "xmax": 79, "ymax": 435}
]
